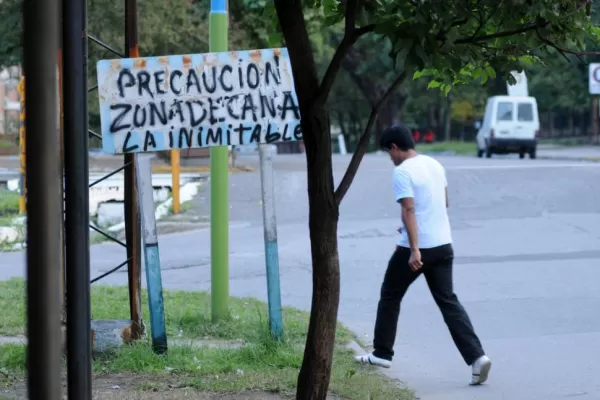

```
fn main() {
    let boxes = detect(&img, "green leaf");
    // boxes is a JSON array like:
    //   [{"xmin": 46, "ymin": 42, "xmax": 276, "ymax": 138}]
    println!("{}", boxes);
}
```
[
  {"xmin": 427, "ymin": 80, "xmax": 442, "ymax": 89},
  {"xmin": 413, "ymin": 69, "xmax": 435, "ymax": 79},
  {"xmin": 413, "ymin": 44, "xmax": 428, "ymax": 67},
  {"xmin": 322, "ymin": 0, "xmax": 338, "ymax": 14},
  {"xmin": 268, "ymin": 31, "xmax": 282, "ymax": 47},
  {"xmin": 441, "ymin": 84, "xmax": 453, "ymax": 96}
]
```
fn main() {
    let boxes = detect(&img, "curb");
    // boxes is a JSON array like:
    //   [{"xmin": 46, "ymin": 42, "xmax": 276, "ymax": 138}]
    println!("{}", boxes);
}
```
[
  {"xmin": 537, "ymin": 155, "xmax": 600, "ymax": 163},
  {"xmin": 0, "ymin": 332, "xmax": 246, "ymax": 353},
  {"xmin": 346, "ymin": 339, "xmax": 368, "ymax": 355},
  {"xmin": 151, "ymin": 165, "xmax": 255, "ymax": 174},
  {"xmin": 0, "ymin": 336, "xmax": 24, "ymax": 345},
  {"xmin": 344, "ymin": 339, "xmax": 413, "ymax": 393}
]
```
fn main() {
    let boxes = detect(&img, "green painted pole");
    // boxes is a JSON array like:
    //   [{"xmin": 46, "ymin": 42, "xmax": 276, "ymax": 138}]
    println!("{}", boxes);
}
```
[{"xmin": 210, "ymin": 0, "xmax": 229, "ymax": 322}]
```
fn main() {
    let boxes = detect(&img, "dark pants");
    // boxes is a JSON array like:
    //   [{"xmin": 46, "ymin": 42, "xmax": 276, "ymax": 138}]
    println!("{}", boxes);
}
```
[{"xmin": 372, "ymin": 244, "xmax": 485, "ymax": 365}]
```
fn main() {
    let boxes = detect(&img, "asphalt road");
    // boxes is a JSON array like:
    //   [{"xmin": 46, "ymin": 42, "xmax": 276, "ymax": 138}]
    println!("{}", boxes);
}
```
[{"xmin": 2, "ymin": 152, "xmax": 600, "ymax": 400}]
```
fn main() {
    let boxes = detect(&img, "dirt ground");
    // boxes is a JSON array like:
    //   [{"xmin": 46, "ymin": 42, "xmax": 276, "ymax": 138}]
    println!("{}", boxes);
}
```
[{"xmin": 0, "ymin": 374, "xmax": 290, "ymax": 400}]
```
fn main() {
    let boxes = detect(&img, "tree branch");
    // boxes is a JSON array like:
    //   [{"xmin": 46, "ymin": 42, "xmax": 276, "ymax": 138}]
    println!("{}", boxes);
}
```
[
  {"xmin": 354, "ymin": 24, "xmax": 376, "ymax": 38},
  {"xmin": 334, "ymin": 70, "xmax": 407, "ymax": 206},
  {"xmin": 455, "ymin": 21, "xmax": 547, "ymax": 44},
  {"xmin": 343, "ymin": 48, "xmax": 379, "ymax": 106},
  {"xmin": 313, "ymin": 1, "xmax": 374, "ymax": 107},
  {"xmin": 472, "ymin": 0, "xmax": 502, "ymax": 40},
  {"xmin": 344, "ymin": 0, "xmax": 358, "ymax": 34},
  {"xmin": 456, "ymin": 0, "xmax": 591, "ymax": 46},
  {"xmin": 538, "ymin": 31, "xmax": 600, "ymax": 56}
]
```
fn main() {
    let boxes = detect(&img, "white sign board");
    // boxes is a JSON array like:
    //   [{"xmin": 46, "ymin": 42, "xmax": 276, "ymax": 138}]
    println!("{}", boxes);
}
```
[
  {"xmin": 96, "ymin": 48, "xmax": 302, "ymax": 154},
  {"xmin": 506, "ymin": 70, "xmax": 528, "ymax": 97},
  {"xmin": 590, "ymin": 64, "xmax": 600, "ymax": 95}
]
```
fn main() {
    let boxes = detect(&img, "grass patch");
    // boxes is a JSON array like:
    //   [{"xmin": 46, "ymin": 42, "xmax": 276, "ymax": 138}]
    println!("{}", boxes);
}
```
[
  {"xmin": 417, "ymin": 141, "xmax": 476, "ymax": 155},
  {"xmin": 168, "ymin": 199, "xmax": 194, "ymax": 215},
  {"xmin": 0, "ymin": 278, "xmax": 413, "ymax": 399},
  {"xmin": 0, "ymin": 190, "xmax": 20, "ymax": 217},
  {"xmin": 90, "ymin": 233, "xmax": 113, "ymax": 245},
  {"xmin": 0, "ymin": 216, "xmax": 16, "ymax": 226},
  {"xmin": 0, "ymin": 139, "xmax": 16, "ymax": 148}
]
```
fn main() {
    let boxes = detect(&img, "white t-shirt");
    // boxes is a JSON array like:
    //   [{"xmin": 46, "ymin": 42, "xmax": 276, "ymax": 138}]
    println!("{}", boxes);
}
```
[{"xmin": 393, "ymin": 154, "xmax": 452, "ymax": 248}]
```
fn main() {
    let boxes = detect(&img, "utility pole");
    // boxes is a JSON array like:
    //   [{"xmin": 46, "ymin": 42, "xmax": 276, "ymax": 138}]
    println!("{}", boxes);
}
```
[
  {"xmin": 209, "ymin": 0, "xmax": 230, "ymax": 321},
  {"xmin": 23, "ymin": 0, "xmax": 62, "ymax": 398}
]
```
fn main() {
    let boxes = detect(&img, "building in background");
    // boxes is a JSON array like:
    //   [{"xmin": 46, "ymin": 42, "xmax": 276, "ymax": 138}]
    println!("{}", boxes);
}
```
[
  {"xmin": 0, "ymin": 66, "xmax": 21, "ymax": 155},
  {"xmin": 0, "ymin": 66, "xmax": 21, "ymax": 136}
]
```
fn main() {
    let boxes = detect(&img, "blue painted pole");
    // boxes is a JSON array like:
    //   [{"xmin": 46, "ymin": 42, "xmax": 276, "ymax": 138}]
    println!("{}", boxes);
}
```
[
  {"xmin": 258, "ymin": 144, "xmax": 283, "ymax": 341},
  {"xmin": 135, "ymin": 154, "xmax": 167, "ymax": 353}
]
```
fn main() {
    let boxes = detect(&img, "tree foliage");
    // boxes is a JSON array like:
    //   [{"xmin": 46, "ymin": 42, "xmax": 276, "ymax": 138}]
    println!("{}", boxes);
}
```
[
  {"xmin": 3, "ymin": 0, "xmax": 599, "ymax": 141},
  {"xmin": 0, "ymin": 0, "xmax": 21, "ymax": 69},
  {"xmin": 269, "ymin": 1, "xmax": 599, "ymax": 399}
]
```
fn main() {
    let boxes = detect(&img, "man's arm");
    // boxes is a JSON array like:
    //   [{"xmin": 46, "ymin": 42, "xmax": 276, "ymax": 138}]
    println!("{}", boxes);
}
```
[
  {"xmin": 400, "ymin": 197, "xmax": 419, "ymax": 250},
  {"xmin": 394, "ymin": 169, "xmax": 418, "ymax": 250},
  {"xmin": 443, "ymin": 165, "xmax": 449, "ymax": 208},
  {"xmin": 394, "ymin": 169, "xmax": 423, "ymax": 271}
]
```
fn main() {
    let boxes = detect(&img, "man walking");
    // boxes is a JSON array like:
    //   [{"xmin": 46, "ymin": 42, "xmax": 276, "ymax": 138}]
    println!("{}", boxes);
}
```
[{"xmin": 354, "ymin": 125, "xmax": 492, "ymax": 385}]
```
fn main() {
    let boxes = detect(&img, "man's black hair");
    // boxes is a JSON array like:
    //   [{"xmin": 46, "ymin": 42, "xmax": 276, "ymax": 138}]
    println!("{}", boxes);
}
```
[{"xmin": 379, "ymin": 124, "xmax": 415, "ymax": 151}]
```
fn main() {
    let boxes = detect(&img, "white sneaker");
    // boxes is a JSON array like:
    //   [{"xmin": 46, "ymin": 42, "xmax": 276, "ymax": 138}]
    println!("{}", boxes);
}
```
[
  {"xmin": 470, "ymin": 355, "xmax": 492, "ymax": 385},
  {"xmin": 354, "ymin": 353, "xmax": 392, "ymax": 368}
]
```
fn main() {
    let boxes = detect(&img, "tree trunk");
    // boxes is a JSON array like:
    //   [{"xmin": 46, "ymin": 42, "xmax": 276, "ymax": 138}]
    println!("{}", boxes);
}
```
[
  {"xmin": 437, "ymin": 97, "xmax": 444, "ymax": 133},
  {"xmin": 342, "ymin": 45, "xmax": 407, "ymax": 144},
  {"xmin": 375, "ymin": 99, "xmax": 397, "ymax": 147},
  {"xmin": 337, "ymin": 110, "xmax": 347, "ymax": 137},
  {"xmin": 274, "ymin": 2, "xmax": 342, "ymax": 399},
  {"xmin": 444, "ymin": 95, "xmax": 452, "ymax": 142},
  {"xmin": 428, "ymin": 104, "xmax": 436, "ymax": 129},
  {"xmin": 488, "ymin": 70, "xmax": 507, "ymax": 96},
  {"xmin": 569, "ymin": 109, "xmax": 574, "ymax": 137},
  {"xmin": 592, "ymin": 98, "xmax": 599, "ymax": 141},
  {"xmin": 297, "ymin": 109, "xmax": 340, "ymax": 400}
]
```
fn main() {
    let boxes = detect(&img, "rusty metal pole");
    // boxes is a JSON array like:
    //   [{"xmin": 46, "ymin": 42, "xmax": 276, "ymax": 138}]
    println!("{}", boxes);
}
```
[
  {"xmin": 22, "ymin": 0, "xmax": 62, "ymax": 397},
  {"xmin": 124, "ymin": 0, "xmax": 143, "ymax": 339},
  {"xmin": 17, "ymin": 77, "xmax": 26, "ymax": 215}
]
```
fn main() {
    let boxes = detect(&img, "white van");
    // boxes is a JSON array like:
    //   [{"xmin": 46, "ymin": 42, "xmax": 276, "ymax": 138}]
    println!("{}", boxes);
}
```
[{"xmin": 476, "ymin": 95, "xmax": 540, "ymax": 159}]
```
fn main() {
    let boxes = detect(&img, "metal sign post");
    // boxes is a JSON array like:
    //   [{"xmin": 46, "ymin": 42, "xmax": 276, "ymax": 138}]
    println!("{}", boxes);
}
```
[
  {"xmin": 63, "ymin": 0, "xmax": 93, "ymax": 396},
  {"xmin": 258, "ymin": 144, "xmax": 283, "ymax": 341},
  {"xmin": 124, "ymin": 0, "xmax": 144, "ymax": 341},
  {"xmin": 135, "ymin": 154, "xmax": 168, "ymax": 353},
  {"xmin": 589, "ymin": 64, "xmax": 600, "ymax": 143}
]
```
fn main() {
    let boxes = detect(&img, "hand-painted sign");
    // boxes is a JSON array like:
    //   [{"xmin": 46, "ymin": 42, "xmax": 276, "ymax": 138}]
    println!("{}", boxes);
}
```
[{"xmin": 97, "ymin": 48, "xmax": 302, "ymax": 154}]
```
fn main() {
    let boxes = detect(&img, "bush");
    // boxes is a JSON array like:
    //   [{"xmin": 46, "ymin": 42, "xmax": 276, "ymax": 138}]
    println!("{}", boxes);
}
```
[{"xmin": 0, "ymin": 189, "xmax": 20, "ymax": 216}]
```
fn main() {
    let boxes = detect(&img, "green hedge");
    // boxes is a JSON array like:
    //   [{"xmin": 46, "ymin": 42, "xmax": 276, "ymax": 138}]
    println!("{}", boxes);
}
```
[{"xmin": 0, "ymin": 189, "xmax": 20, "ymax": 216}]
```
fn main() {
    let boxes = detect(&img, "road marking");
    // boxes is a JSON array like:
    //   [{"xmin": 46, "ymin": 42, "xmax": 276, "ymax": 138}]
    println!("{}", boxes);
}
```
[
  {"xmin": 368, "ymin": 163, "xmax": 600, "ymax": 173},
  {"xmin": 444, "ymin": 163, "xmax": 600, "ymax": 171}
]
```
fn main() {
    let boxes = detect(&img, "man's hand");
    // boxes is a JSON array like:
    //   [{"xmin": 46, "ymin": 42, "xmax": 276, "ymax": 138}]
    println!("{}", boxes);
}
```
[{"xmin": 409, "ymin": 249, "xmax": 423, "ymax": 272}]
